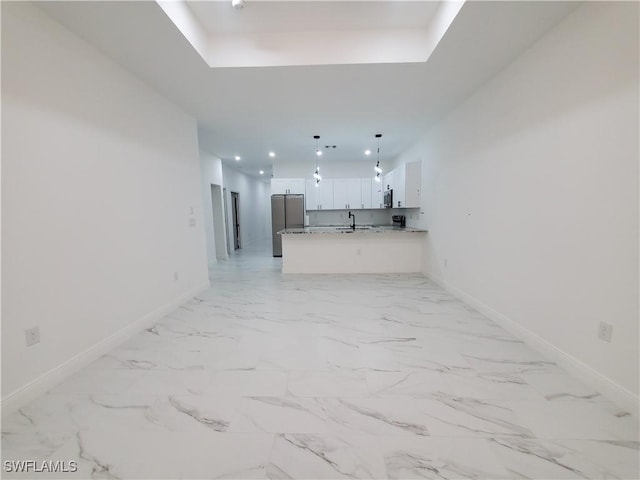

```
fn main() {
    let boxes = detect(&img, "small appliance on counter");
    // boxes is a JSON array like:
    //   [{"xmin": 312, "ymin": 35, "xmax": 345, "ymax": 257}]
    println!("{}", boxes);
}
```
[{"xmin": 392, "ymin": 215, "xmax": 406, "ymax": 227}]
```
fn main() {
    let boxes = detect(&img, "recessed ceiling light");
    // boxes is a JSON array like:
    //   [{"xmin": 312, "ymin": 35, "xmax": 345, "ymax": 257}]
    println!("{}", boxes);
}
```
[
  {"xmin": 269, "ymin": 152, "xmax": 275, "ymax": 158},
  {"xmin": 259, "ymin": 170, "xmax": 264, "ymax": 175},
  {"xmin": 234, "ymin": 155, "xmax": 241, "ymax": 161},
  {"xmin": 365, "ymin": 149, "xmax": 371, "ymax": 156}
]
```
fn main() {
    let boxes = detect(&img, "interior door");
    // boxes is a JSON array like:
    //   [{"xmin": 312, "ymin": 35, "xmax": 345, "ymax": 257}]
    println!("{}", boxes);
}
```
[{"xmin": 231, "ymin": 191, "xmax": 240, "ymax": 250}]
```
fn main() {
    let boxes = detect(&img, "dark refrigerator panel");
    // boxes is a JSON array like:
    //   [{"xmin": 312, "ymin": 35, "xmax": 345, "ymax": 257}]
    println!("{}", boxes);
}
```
[{"xmin": 271, "ymin": 194, "xmax": 304, "ymax": 257}]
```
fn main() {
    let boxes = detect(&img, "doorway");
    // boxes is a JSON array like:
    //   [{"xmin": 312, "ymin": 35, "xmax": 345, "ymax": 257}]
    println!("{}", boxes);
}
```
[
  {"xmin": 223, "ymin": 188, "xmax": 231, "ymax": 255},
  {"xmin": 210, "ymin": 184, "xmax": 228, "ymax": 261},
  {"xmin": 231, "ymin": 191, "xmax": 241, "ymax": 250}
]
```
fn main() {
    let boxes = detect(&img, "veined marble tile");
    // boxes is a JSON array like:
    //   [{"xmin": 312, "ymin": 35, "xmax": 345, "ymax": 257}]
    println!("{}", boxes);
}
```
[
  {"xmin": 287, "ymin": 369, "xmax": 370, "ymax": 397},
  {"xmin": 417, "ymin": 393, "xmax": 536, "ymax": 438},
  {"xmin": 124, "ymin": 369, "xmax": 214, "ymax": 396},
  {"xmin": 208, "ymin": 370, "xmax": 288, "ymax": 396},
  {"xmin": 521, "ymin": 373, "xmax": 608, "ymax": 403},
  {"xmin": 321, "ymin": 397, "xmax": 432, "ymax": 437},
  {"xmin": 505, "ymin": 400, "xmax": 639, "ymax": 441},
  {"xmin": 228, "ymin": 396, "xmax": 330, "ymax": 434},
  {"xmin": 19, "ymin": 431, "xmax": 275, "ymax": 479},
  {"xmin": 377, "ymin": 436, "xmax": 513, "ymax": 479},
  {"xmin": 440, "ymin": 370, "xmax": 547, "ymax": 401},
  {"xmin": 45, "ymin": 368, "xmax": 147, "ymax": 396},
  {"xmin": 267, "ymin": 433, "xmax": 387, "ymax": 479},
  {"xmin": 365, "ymin": 371, "xmax": 451, "ymax": 398},
  {"xmin": 487, "ymin": 436, "xmax": 640, "ymax": 479},
  {"xmin": 462, "ymin": 352, "xmax": 564, "ymax": 376}
]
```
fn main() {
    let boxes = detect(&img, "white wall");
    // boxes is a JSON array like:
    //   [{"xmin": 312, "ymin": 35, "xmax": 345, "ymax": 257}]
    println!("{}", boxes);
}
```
[
  {"xmin": 200, "ymin": 150, "xmax": 225, "ymax": 266},
  {"xmin": 396, "ymin": 2, "xmax": 639, "ymax": 408},
  {"xmin": 1, "ymin": 3, "xmax": 209, "ymax": 410},
  {"xmin": 222, "ymin": 166, "xmax": 271, "ymax": 248},
  {"xmin": 274, "ymin": 161, "xmax": 379, "ymax": 180},
  {"xmin": 308, "ymin": 208, "xmax": 411, "ymax": 227}
]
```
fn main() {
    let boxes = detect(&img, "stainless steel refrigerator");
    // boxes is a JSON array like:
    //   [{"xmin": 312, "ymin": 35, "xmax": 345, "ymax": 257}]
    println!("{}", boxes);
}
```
[{"xmin": 271, "ymin": 194, "xmax": 304, "ymax": 257}]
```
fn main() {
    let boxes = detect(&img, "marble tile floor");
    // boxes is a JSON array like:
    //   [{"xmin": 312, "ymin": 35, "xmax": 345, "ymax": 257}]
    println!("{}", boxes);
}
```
[{"xmin": 2, "ymin": 244, "xmax": 638, "ymax": 479}]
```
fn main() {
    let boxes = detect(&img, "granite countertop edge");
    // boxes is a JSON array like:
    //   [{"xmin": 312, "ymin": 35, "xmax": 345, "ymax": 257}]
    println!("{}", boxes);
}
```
[{"xmin": 278, "ymin": 226, "xmax": 428, "ymax": 235}]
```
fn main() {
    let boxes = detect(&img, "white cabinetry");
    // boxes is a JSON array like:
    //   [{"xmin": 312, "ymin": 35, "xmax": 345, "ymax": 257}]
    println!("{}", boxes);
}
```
[
  {"xmin": 360, "ymin": 178, "xmax": 373, "ymax": 209},
  {"xmin": 404, "ymin": 161, "xmax": 421, "ymax": 208},
  {"xmin": 382, "ymin": 161, "xmax": 421, "ymax": 208},
  {"xmin": 271, "ymin": 178, "xmax": 305, "ymax": 195},
  {"xmin": 372, "ymin": 179, "xmax": 384, "ymax": 209},
  {"xmin": 305, "ymin": 179, "xmax": 334, "ymax": 210},
  {"xmin": 394, "ymin": 164, "xmax": 406, "ymax": 208},
  {"xmin": 333, "ymin": 178, "xmax": 362, "ymax": 210}
]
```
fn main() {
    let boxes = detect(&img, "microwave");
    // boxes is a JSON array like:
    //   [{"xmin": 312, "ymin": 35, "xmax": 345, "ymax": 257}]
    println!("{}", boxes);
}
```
[{"xmin": 383, "ymin": 189, "xmax": 393, "ymax": 208}]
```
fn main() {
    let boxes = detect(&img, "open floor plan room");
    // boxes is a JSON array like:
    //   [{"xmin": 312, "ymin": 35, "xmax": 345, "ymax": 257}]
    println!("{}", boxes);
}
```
[{"xmin": 2, "ymin": 0, "xmax": 638, "ymax": 478}]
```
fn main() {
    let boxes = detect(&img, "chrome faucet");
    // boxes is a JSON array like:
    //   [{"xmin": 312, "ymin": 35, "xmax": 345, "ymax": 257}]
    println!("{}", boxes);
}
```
[{"xmin": 348, "ymin": 211, "xmax": 356, "ymax": 230}]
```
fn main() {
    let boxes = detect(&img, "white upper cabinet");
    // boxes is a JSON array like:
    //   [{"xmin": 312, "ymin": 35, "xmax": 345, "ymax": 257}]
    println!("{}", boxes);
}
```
[
  {"xmin": 271, "ymin": 178, "xmax": 305, "ymax": 195},
  {"xmin": 404, "ymin": 161, "xmax": 421, "ymax": 208},
  {"xmin": 382, "ymin": 161, "xmax": 421, "ymax": 208},
  {"xmin": 333, "ymin": 178, "xmax": 362, "ymax": 210},
  {"xmin": 360, "ymin": 178, "xmax": 373, "ymax": 209},
  {"xmin": 372, "ymin": 179, "xmax": 384, "ymax": 209},
  {"xmin": 393, "ymin": 164, "xmax": 406, "ymax": 208},
  {"xmin": 305, "ymin": 179, "xmax": 334, "ymax": 210},
  {"xmin": 318, "ymin": 179, "xmax": 334, "ymax": 210}
]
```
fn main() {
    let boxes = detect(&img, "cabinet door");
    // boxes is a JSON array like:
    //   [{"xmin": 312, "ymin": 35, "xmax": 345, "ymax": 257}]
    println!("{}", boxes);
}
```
[
  {"xmin": 271, "ymin": 178, "xmax": 289, "ymax": 194},
  {"xmin": 272, "ymin": 178, "xmax": 305, "ymax": 195},
  {"xmin": 360, "ymin": 178, "xmax": 373, "ymax": 209},
  {"xmin": 404, "ymin": 161, "xmax": 421, "ymax": 208},
  {"xmin": 372, "ymin": 179, "xmax": 384, "ymax": 209},
  {"xmin": 333, "ymin": 179, "xmax": 349, "ymax": 210},
  {"xmin": 394, "ymin": 164, "xmax": 406, "ymax": 208},
  {"xmin": 287, "ymin": 178, "xmax": 306, "ymax": 194},
  {"xmin": 305, "ymin": 179, "xmax": 319, "ymax": 210},
  {"xmin": 318, "ymin": 179, "xmax": 334, "ymax": 210},
  {"xmin": 346, "ymin": 178, "xmax": 361, "ymax": 209},
  {"xmin": 383, "ymin": 169, "xmax": 395, "ymax": 193}
]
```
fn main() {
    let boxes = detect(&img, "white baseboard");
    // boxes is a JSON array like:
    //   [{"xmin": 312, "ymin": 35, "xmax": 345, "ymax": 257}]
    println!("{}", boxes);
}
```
[
  {"xmin": 1, "ymin": 281, "xmax": 210, "ymax": 418},
  {"xmin": 427, "ymin": 273, "xmax": 639, "ymax": 416}
]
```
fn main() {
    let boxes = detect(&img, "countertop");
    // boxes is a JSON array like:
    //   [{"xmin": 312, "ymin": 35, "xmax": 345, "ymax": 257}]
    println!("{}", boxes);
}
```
[{"xmin": 279, "ymin": 225, "xmax": 427, "ymax": 235}]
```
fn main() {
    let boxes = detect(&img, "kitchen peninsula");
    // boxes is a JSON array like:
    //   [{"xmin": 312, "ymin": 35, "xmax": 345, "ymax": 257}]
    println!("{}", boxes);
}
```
[{"xmin": 279, "ymin": 226, "xmax": 427, "ymax": 274}]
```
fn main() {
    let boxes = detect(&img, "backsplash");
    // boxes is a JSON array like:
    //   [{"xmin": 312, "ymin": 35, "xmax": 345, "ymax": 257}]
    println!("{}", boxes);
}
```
[{"xmin": 307, "ymin": 208, "xmax": 419, "ymax": 226}]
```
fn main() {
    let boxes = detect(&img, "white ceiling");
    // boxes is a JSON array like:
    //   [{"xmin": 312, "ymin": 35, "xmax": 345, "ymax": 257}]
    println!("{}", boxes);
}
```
[
  {"xmin": 187, "ymin": 1, "xmax": 442, "ymax": 34},
  {"xmin": 158, "ymin": 1, "xmax": 463, "ymax": 68},
  {"xmin": 36, "ymin": 1, "xmax": 579, "ymax": 178}
]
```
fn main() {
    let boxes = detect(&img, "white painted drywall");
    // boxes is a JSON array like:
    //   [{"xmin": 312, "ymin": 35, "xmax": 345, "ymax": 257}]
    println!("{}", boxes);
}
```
[
  {"xmin": 2, "ymin": 3, "xmax": 209, "ymax": 406},
  {"xmin": 222, "ymin": 166, "xmax": 271, "ymax": 248},
  {"xmin": 274, "ymin": 161, "xmax": 380, "ymax": 180},
  {"xmin": 395, "ymin": 2, "xmax": 639, "ymax": 405},
  {"xmin": 200, "ymin": 150, "xmax": 225, "ymax": 266}
]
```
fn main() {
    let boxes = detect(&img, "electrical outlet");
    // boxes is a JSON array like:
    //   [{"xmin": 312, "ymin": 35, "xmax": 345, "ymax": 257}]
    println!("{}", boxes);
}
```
[
  {"xmin": 598, "ymin": 321, "xmax": 613, "ymax": 343},
  {"xmin": 25, "ymin": 326, "xmax": 40, "ymax": 346},
  {"xmin": 173, "ymin": 272, "xmax": 179, "ymax": 282},
  {"xmin": 356, "ymin": 248, "xmax": 361, "ymax": 256},
  {"xmin": 189, "ymin": 217, "xmax": 196, "ymax": 227},
  {"xmin": 444, "ymin": 259, "xmax": 448, "ymax": 268}
]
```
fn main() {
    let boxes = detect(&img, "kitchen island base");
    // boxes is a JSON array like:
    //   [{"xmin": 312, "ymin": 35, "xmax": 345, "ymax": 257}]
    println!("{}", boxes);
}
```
[{"xmin": 281, "ymin": 229, "xmax": 425, "ymax": 274}]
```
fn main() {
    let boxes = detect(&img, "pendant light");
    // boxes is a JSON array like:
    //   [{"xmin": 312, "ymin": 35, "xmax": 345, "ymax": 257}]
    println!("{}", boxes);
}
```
[
  {"xmin": 374, "ymin": 134, "xmax": 383, "ymax": 182},
  {"xmin": 313, "ymin": 135, "xmax": 322, "ymax": 186}
]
